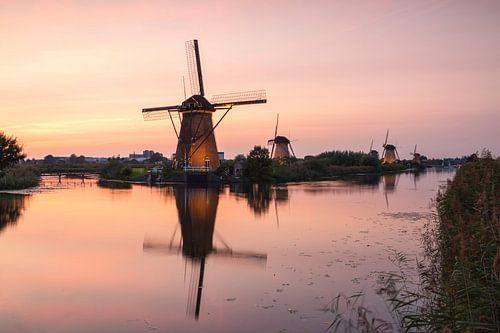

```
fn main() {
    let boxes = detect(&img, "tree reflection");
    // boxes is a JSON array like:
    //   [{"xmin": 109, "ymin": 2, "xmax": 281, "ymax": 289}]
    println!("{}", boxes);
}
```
[
  {"xmin": 0, "ymin": 194, "xmax": 28, "ymax": 234},
  {"xmin": 229, "ymin": 183, "xmax": 290, "ymax": 216}
]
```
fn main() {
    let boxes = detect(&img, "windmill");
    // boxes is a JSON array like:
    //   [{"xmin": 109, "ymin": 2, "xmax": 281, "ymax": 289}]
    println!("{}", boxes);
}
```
[
  {"xmin": 410, "ymin": 144, "xmax": 422, "ymax": 166},
  {"xmin": 143, "ymin": 186, "xmax": 266, "ymax": 320},
  {"xmin": 368, "ymin": 139, "xmax": 379, "ymax": 159},
  {"xmin": 142, "ymin": 40, "xmax": 267, "ymax": 172},
  {"xmin": 267, "ymin": 114, "xmax": 296, "ymax": 159},
  {"xmin": 381, "ymin": 129, "xmax": 399, "ymax": 164}
]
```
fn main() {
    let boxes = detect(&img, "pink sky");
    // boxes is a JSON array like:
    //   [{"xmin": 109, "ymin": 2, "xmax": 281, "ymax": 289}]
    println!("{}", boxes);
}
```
[{"xmin": 1, "ymin": 0, "xmax": 499, "ymax": 159}]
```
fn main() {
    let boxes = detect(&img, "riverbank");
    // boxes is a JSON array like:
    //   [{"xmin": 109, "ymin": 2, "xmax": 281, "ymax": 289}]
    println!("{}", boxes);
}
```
[
  {"xmin": 384, "ymin": 156, "xmax": 499, "ymax": 332},
  {"xmin": 0, "ymin": 166, "xmax": 40, "ymax": 191},
  {"xmin": 431, "ymin": 156, "xmax": 499, "ymax": 331}
]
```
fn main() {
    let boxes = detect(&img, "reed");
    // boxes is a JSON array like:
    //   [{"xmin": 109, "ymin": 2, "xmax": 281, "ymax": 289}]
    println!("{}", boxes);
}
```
[{"xmin": 0, "ymin": 165, "xmax": 40, "ymax": 190}]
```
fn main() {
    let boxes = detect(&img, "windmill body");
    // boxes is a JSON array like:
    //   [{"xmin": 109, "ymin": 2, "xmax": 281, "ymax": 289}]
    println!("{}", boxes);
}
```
[
  {"xmin": 268, "ymin": 114, "xmax": 296, "ymax": 160},
  {"xmin": 175, "ymin": 96, "xmax": 219, "ymax": 170},
  {"xmin": 368, "ymin": 139, "xmax": 379, "ymax": 159},
  {"xmin": 270, "ymin": 136, "xmax": 291, "ymax": 159},
  {"xmin": 410, "ymin": 144, "xmax": 422, "ymax": 166},
  {"xmin": 382, "ymin": 144, "xmax": 398, "ymax": 164},
  {"xmin": 142, "ymin": 40, "xmax": 266, "ymax": 173},
  {"xmin": 381, "ymin": 129, "xmax": 399, "ymax": 164}
]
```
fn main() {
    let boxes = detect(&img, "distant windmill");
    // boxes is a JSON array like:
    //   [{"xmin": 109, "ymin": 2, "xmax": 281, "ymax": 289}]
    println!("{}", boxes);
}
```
[
  {"xmin": 142, "ymin": 40, "xmax": 267, "ymax": 171},
  {"xmin": 381, "ymin": 129, "xmax": 399, "ymax": 164},
  {"xmin": 267, "ymin": 114, "xmax": 296, "ymax": 159},
  {"xmin": 410, "ymin": 144, "xmax": 422, "ymax": 166},
  {"xmin": 369, "ymin": 139, "xmax": 379, "ymax": 159}
]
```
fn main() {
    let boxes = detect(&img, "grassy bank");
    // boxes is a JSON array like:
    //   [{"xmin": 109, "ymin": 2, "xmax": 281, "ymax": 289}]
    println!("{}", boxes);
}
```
[
  {"xmin": 378, "ymin": 156, "xmax": 500, "ymax": 332},
  {"xmin": 430, "ymin": 156, "xmax": 499, "ymax": 331},
  {"xmin": 0, "ymin": 166, "xmax": 40, "ymax": 190},
  {"xmin": 326, "ymin": 156, "xmax": 499, "ymax": 332}
]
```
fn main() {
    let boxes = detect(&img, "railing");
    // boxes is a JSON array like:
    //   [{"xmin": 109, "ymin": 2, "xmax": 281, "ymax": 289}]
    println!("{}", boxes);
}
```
[{"xmin": 182, "ymin": 166, "xmax": 210, "ymax": 173}]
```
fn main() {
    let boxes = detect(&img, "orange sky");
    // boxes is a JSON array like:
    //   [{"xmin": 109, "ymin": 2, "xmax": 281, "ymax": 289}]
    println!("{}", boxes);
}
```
[{"xmin": 1, "ymin": 0, "xmax": 499, "ymax": 159}]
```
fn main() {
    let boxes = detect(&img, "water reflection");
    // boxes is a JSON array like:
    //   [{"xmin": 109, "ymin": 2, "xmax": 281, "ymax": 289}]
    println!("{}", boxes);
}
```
[
  {"xmin": 230, "ymin": 183, "xmax": 290, "ymax": 216},
  {"xmin": 144, "ymin": 185, "xmax": 267, "ymax": 320},
  {"xmin": 0, "ymin": 194, "xmax": 29, "ymax": 234}
]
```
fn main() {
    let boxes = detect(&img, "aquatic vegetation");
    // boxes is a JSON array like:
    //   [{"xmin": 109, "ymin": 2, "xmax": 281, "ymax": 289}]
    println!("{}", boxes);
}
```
[
  {"xmin": 328, "ymin": 155, "xmax": 499, "ymax": 332},
  {"xmin": 0, "ymin": 166, "xmax": 40, "ymax": 190}
]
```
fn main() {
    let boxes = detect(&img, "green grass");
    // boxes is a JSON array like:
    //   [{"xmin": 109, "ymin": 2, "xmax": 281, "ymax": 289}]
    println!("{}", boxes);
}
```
[
  {"xmin": 130, "ymin": 167, "xmax": 148, "ymax": 178},
  {"xmin": 0, "ymin": 165, "xmax": 40, "ymax": 190}
]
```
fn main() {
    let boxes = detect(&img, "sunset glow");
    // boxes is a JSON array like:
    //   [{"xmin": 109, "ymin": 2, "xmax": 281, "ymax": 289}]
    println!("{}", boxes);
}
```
[{"xmin": 1, "ymin": 0, "xmax": 499, "ymax": 158}]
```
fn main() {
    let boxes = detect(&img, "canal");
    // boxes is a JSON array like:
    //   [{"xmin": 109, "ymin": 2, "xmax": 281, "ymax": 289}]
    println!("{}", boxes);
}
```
[{"xmin": 0, "ymin": 169, "xmax": 455, "ymax": 332}]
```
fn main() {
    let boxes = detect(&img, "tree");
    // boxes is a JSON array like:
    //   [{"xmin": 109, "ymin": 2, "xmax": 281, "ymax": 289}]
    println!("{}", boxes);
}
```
[
  {"xmin": 43, "ymin": 155, "xmax": 56, "ymax": 164},
  {"xmin": 149, "ymin": 152, "xmax": 164, "ymax": 163},
  {"xmin": 246, "ymin": 146, "xmax": 273, "ymax": 182},
  {"xmin": 0, "ymin": 132, "xmax": 26, "ymax": 171}
]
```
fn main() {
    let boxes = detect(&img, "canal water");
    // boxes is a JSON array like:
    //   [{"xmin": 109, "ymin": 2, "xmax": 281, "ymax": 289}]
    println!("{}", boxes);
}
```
[{"xmin": 0, "ymin": 169, "xmax": 454, "ymax": 333}]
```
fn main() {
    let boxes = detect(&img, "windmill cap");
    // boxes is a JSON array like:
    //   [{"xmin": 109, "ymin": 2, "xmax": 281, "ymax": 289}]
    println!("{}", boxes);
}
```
[
  {"xmin": 181, "ymin": 95, "xmax": 215, "ymax": 111},
  {"xmin": 272, "ymin": 136, "xmax": 290, "ymax": 144}
]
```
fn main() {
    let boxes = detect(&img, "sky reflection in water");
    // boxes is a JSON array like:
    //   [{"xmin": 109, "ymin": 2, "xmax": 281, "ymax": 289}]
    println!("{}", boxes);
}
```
[{"xmin": 0, "ymin": 169, "xmax": 454, "ymax": 333}]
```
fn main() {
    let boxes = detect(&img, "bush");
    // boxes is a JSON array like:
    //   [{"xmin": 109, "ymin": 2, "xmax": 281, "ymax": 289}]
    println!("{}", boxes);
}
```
[
  {"xmin": 100, "ymin": 159, "xmax": 133, "ymax": 180},
  {"xmin": 0, "ymin": 166, "xmax": 40, "ymax": 190}
]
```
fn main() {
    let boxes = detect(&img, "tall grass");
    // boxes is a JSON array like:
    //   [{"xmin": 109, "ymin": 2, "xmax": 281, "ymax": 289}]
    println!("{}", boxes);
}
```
[
  {"xmin": 0, "ymin": 165, "xmax": 40, "ymax": 190},
  {"xmin": 382, "ymin": 155, "xmax": 499, "ymax": 332},
  {"xmin": 328, "ymin": 155, "xmax": 499, "ymax": 332}
]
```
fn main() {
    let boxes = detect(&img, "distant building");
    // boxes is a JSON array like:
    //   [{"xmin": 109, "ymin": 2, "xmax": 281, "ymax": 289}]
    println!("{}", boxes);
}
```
[
  {"xmin": 84, "ymin": 157, "xmax": 108, "ymax": 163},
  {"xmin": 233, "ymin": 160, "xmax": 246, "ymax": 177},
  {"xmin": 127, "ymin": 150, "xmax": 159, "ymax": 162}
]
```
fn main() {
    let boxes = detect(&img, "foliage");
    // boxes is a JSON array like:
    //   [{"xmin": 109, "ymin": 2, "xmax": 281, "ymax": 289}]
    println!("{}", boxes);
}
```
[
  {"xmin": 100, "ymin": 158, "xmax": 133, "ymax": 180},
  {"xmin": 245, "ymin": 146, "xmax": 273, "ymax": 182},
  {"xmin": 317, "ymin": 150, "xmax": 378, "ymax": 167},
  {"xmin": 374, "ymin": 154, "xmax": 500, "ymax": 332},
  {"xmin": 0, "ymin": 132, "xmax": 26, "ymax": 172},
  {"xmin": 0, "ymin": 165, "xmax": 40, "ymax": 190},
  {"xmin": 430, "ymin": 153, "xmax": 499, "ymax": 331},
  {"xmin": 69, "ymin": 154, "xmax": 86, "ymax": 164}
]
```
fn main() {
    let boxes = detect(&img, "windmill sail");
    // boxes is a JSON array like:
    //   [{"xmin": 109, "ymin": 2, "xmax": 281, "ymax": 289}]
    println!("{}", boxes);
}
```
[
  {"xmin": 270, "ymin": 113, "xmax": 279, "ymax": 158},
  {"xmin": 142, "ymin": 105, "xmax": 182, "ymax": 120},
  {"xmin": 211, "ymin": 90, "xmax": 266, "ymax": 107},
  {"xmin": 186, "ymin": 40, "xmax": 204, "ymax": 96},
  {"xmin": 142, "ymin": 39, "xmax": 267, "ymax": 172}
]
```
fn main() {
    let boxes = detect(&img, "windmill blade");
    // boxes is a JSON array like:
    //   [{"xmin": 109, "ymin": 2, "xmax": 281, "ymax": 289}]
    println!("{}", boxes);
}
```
[
  {"xmin": 395, "ymin": 148, "xmax": 400, "ymax": 160},
  {"xmin": 211, "ymin": 90, "xmax": 267, "ymax": 107},
  {"xmin": 414, "ymin": 144, "xmax": 417, "ymax": 155},
  {"xmin": 382, "ymin": 147, "xmax": 386, "ymax": 158},
  {"xmin": 289, "ymin": 142, "xmax": 296, "ymax": 158},
  {"xmin": 369, "ymin": 139, "xmax": 373, "ymax": 152},
  {"xmin": 142, "ymin": 105, "xmax": 182, "ymax": 121},
  {"xmin": 383, "ymin": 129, "xmax": 389, "ymax": 146},
  {"xmin": 270, "ymin": 113, "xmax": 279, "ymax": 158},
  {"xmin": 186, "ymin": 40, "xmax": 204, "ymax": 96}
]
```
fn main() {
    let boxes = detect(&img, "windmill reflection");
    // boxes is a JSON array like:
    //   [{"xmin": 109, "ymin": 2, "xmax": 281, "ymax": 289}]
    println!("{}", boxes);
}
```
[
  {"xmin": 0, "ymin": 194, "xmax": 29, "ymax": 234},
  {"xmin": 143, "ymin": 185, "xmax": 267, "ymax": 320},
  {"xmin": 382, "ymin": 174, "xmax": 399, "ymax": 209}
]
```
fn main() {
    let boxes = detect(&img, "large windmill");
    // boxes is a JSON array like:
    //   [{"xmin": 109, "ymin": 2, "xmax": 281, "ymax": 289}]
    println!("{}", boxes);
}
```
[
  {"xmin": 381, "ymin": 129, "xmax": 399, "ymax": 164},
  {"xmin": 142, "ymin": 40, "xmax": 267, "ymax": 171},
  {"xmin": 267, "ymin": 114, "xmax": 296, "ymax": 159}
]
